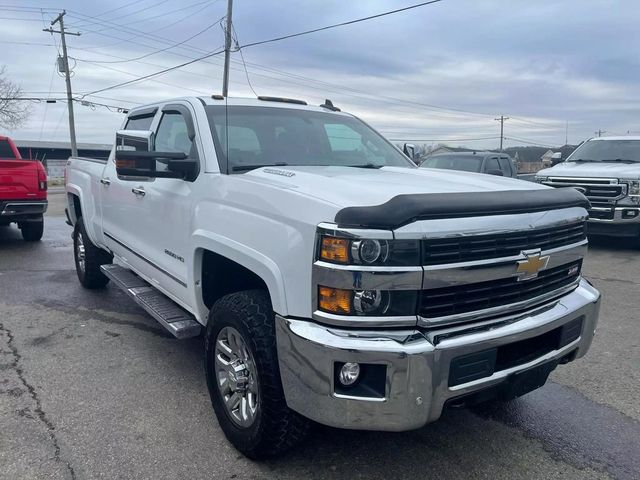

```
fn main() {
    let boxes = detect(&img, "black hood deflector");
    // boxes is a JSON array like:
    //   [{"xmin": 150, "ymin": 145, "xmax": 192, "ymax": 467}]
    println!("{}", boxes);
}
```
[{"xmin": 334, "ymin": 188, "xmax": 589, "ymax": 229}]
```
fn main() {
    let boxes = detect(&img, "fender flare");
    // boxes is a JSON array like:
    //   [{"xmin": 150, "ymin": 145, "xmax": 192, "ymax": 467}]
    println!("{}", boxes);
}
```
[
  {"xmin": 192, "ymin": 229, "xmax": 288, "ymax": 318},
  {"xmin": 65, "ymin": 183, "xmax": 101, "ymax": 246}
]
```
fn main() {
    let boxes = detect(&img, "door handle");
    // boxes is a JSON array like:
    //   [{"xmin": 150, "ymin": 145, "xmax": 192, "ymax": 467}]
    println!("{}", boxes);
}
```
[
  {"xmin": 131, "ymin": 187, "xmax": 146, "ymax": 197},
  {"xmin": 100, "ymin": 177, "xmax": 111, "ymax": 186}
]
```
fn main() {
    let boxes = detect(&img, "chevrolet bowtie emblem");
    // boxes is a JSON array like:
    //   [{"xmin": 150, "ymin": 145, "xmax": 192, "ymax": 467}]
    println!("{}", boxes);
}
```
[{"xmin": 516, "ymin": 249, "xmax": 550, "ymax": 281}]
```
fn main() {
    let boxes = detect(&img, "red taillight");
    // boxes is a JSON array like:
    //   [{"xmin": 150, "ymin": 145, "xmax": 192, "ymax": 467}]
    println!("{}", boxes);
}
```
[{"xmin": 38, "ymin": 164, "xmax": 47, "ymax": 191}]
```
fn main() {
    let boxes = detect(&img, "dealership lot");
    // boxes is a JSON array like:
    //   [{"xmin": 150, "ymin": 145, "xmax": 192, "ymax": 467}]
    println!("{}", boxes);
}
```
[{"xmin": 0, "ymin": 193, "xmax": 638, "ymax": 480}]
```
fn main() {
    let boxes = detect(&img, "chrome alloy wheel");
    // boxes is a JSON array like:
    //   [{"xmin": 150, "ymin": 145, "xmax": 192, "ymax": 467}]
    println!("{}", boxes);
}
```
[
  {"xmin": 215, "ymin": 326, "xmax": 259, "ymax": 428},
  {"xmin": 76, "ymin": 231, "xmax": 86, "ymax": 273}
]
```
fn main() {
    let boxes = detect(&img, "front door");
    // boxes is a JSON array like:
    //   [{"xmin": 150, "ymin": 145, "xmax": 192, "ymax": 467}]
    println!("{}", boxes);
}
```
[{"xmin": 128, "ymin": 103, "xmax": 200, "ymax": 307}]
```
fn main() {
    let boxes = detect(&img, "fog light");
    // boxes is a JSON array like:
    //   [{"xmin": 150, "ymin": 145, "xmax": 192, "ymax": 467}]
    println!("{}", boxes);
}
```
[{"xmin": 339, "ymin": 362, "xmax": 360, "ymax": 386}]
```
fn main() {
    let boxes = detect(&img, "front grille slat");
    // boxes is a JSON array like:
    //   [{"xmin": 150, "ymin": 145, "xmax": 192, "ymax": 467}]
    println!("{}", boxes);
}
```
[
  {"xmin": 422, "ymin": 221, "xmax": 586, "ymax": 265},
  {"xmin": 420, "ymin": 261, "xmax": 582, "ymax": 319}
]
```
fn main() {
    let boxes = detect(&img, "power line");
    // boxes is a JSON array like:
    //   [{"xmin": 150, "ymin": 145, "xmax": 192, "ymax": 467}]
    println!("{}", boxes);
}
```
[
  {"xmin": 505, "ymin": 136, "xmax": 556, "ymax": 147},
  {"xmin": 68, "ymin": 0, "xmax": 174, "ymax": 29},
  {"xmin": 231, "ymin": 23, "xmax": 258, "ymax": 97},
  {"xmin": 78, "ymin": 60, "xmax": 217, "ymax": 95},
  {"xmin": 81, "ymin": 48, "xmax": 226, "ymax": 96},
  {"xmin": 71, "ymin": 15, "xmax": 225, "ymax": 64},
  {"xmin": 239, "ymin": 0, "xmax": 443, "ymax": 50}
]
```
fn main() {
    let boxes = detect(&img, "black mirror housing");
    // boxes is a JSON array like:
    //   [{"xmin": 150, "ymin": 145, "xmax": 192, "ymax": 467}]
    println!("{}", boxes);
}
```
[
  {"xmin": 115, "ymin": 150, "xmax": 197, "ymax": 181},
  {"xmin": 403, "ymin": 143, "xmax": 417, "ymax": 161}
]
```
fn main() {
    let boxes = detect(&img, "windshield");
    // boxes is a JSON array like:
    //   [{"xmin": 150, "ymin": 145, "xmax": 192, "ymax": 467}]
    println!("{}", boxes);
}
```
[
  {"xmin": 205, "ymin": 105, "xmax": 415, "ymax": 173},
  {"xmin": 420, "ymin": 155, "xmax": 483, "ymax": 173},
  {"xmin": 567, "ymin": 139, "xmax": 640, "ymax": 162}
]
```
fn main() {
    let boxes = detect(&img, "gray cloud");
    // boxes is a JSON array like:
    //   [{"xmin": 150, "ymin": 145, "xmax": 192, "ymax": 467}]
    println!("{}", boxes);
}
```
[{"xmin": 1, "ymin": 0, "xmax": 639, "ymax": 148}]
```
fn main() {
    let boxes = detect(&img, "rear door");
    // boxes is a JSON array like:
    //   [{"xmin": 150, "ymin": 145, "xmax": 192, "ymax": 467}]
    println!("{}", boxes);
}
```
[{"xmin": 0, "ymin": 138, "xmax": 39, "ymax": 201}]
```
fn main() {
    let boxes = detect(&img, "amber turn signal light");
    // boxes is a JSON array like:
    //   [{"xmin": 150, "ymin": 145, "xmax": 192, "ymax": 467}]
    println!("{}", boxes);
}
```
[
  {"xmin": 318, "ymin": 286, "xmax": 352, "ymax": 314},
  {"xmin": 320, "ymin": 237, "xmax": 350, "ymax": 263}
]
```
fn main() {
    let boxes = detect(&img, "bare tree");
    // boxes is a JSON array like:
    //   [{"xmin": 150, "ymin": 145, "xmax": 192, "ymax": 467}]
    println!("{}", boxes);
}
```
[{"xmin": 0, "ymin": 66, "xmax": 30, "ymax": 130}]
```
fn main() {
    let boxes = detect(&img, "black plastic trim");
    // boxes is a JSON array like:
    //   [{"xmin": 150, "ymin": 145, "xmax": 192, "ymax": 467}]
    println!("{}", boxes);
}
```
[
  {"xmin": 127, "ymin": 106, "xmax": 158, "ymax": 119},
  {"xmin": 162, "ymin": 103, "xmax": 197, "ymax": 141},
  {"xmin": 335, "ymin": 188, "xmax": 590, "ymax": 229}
]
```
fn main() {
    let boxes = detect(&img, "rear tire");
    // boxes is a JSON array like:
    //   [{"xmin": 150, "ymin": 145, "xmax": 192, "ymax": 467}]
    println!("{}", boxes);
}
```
[
  {"xmin": 21, "ymin": 219, "xmax": 44, "ymax": 241},
  {"xmin": 73, "ymin": 217, "xmax": 112, "ymax": 289},
  {"xmin": 204, "ymin": 290, "xmax": 309, "ymax": 459}
]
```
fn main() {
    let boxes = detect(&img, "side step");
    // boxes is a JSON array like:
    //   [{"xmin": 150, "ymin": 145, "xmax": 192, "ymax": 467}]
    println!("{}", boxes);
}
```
[{"xmin": 101, "ymin": 264, "xmax": 201, "ymax": 339}]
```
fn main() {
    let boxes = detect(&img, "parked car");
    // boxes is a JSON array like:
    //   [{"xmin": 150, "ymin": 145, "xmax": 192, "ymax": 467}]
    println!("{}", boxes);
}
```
[
  {"xmin": 65, "ymin": 96, "xmax": 600, "ymax": 459},
  {"xmin": 420, "ymin": 151, "xmax": 518, "ymax": 178},
  {"xmin": 536, "ymin": 136, "xmax": 640, "ymax": 242},
  {"xmin": 0, "ymin": 135, "xmax": 47, "ymax": 240}
]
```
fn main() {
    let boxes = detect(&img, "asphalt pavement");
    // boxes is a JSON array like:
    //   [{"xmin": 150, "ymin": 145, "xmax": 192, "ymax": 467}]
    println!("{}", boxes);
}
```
[{"xmin": 0, "ymin": 192, "xmax": 638, "ymax": 479}]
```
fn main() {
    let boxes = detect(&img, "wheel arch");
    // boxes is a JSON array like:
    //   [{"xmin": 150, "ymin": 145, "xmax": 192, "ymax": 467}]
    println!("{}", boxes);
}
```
[{"xmin": 192, "ymin": 231, "xmax": 288, "ymax": 322}]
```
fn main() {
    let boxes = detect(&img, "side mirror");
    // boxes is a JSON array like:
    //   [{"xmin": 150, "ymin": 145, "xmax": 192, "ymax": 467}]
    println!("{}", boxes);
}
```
[
  {"xmin": 114, "ymin": 130, "xmax": 198, "ymax": 181},
  {"xmin": 487, "ymin": 169, "xmax": 504, "ymax": 176},
  {"xmin": 403, "ymin": 143, "xmax": 417, "ymax": 161},
  {"xmin": 550, "ymin": 152, "xmax": 563, "ymax": 165}
]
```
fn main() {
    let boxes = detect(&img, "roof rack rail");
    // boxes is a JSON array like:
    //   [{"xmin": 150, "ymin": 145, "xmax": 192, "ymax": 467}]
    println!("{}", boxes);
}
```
[
  {"xmin": 319, "ymin": 99, "xmax": 340, "ymax": 112},
  {"xmin": 257, "ymin": 96, "xmax": 307, "ymax": 105}
]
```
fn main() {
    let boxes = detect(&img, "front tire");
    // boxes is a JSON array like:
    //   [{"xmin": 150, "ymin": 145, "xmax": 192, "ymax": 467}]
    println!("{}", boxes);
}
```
[
  {"xmin": 73, "ymin": 218, "xmax": 112, "ymax": 289},
  {"xmin": 204, "ymin": 290, "xmax": 309, "ymax": 459},
  {"xmin": 21, "ymin": 219, "xmax": 44, "ymax": 241}
]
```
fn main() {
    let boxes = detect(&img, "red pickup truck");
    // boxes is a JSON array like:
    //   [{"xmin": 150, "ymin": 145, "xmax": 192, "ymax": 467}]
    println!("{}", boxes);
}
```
[{"xmin": 0, "ymin": 135, "xmax": 47, "ymax": 241}]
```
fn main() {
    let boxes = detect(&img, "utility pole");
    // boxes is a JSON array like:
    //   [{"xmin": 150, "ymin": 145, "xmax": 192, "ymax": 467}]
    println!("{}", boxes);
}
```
[
  {"xmin": 595, "ymin": 129, "xmax": 605, "ymax": 137},
  {"xmin": 222, "ymin": 0, "xmax": 233, "ymax": 97},
  {"xmin": 495, "ymin": 115, "xmax": 509, "ymax": 151},
  {"xmin": 565, "ymin": 120, "xmax": 569, "ymax": 145},
  {"xmin": 43, "ymin": 11, "xmax": 80, "ymax": 157}
]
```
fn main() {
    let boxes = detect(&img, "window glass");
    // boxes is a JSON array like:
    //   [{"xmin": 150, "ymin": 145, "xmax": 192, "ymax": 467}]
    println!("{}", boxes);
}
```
[
  {"xmin": 154, "ymin": 112, "xmax": 194, "ymax": 172},
  {"xmin": 205, "ymin": 106, "xmax": 414, "ymax": 173},
  {"xmin": 566, "ymin": 140, "xmax": 640, "ymax": 162},
  {"xmin": 155, "ymin": 112, "xmax": 192, "ymax": 154},
  {"xmin": 125, "ymin": 114, "xmax": 155, "ymax": 131},
  {"xmin": 420, "ymin": 155, "xmax": 483, "ymax": 173},
  {"xmin": 0, "ymin": 139, "xmax": 16, "ymax": 158},
  {"xmin": 215, "ymin": 125, "xmax": 261, "ymax": 165},
  {"xmin": 485, "ymin": 157, "xmax": 500, "ymax": 172},
  {"xmin": 498, "ymin": 157, "xmax": 513, "ymax": 176}
]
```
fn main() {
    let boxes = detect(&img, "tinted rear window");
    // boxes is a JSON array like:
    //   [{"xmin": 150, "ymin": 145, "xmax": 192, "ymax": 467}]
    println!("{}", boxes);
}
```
[{"xmin": 0, "ymin": 139, "xmax": 16, "ymax": 158}]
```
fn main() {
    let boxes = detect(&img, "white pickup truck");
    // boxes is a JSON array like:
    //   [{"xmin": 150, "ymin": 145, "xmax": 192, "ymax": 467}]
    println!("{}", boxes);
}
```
[
  {"xmin": 65, "ymin": 96, "xmax": 601, "ymax": 459},
  {"xmin": 536, "ymin": 136, "xmax": 640, "ymax": 244}
]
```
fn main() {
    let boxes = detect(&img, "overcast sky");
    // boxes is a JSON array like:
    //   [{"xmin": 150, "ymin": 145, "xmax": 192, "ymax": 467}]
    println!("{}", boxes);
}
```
[{"xmin": 1, "ymin": 0, "xmax": 639, "ymax": 150}]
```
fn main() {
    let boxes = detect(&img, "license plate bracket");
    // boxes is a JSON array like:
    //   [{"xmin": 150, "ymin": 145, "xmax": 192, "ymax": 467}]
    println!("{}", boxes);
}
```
[{"xmin": 500, "ymin": 359, "xmax": 558, "ymax": 400}]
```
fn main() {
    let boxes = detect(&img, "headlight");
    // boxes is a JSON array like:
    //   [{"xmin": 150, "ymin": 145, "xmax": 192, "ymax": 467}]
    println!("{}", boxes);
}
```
[
  {"xmin": 318, "ymin": 286, "xmax": 417, "ymax": 316},
  {"xmin": 319, "ymin": 235, "xmax": 420, "ymax": 266},
  {"xmin": 623, "ymin": 180, "xmax": 640, "ymax": 196}
]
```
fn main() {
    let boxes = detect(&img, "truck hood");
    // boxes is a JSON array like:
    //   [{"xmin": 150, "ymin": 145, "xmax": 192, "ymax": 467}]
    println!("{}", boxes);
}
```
[
  {"xmin": 537, "ymin": 161, "xmax": 640, "ymax": 179},
  {"xmin": 242, "ymin": 165, "xmax": 545, "ymax": 208}
]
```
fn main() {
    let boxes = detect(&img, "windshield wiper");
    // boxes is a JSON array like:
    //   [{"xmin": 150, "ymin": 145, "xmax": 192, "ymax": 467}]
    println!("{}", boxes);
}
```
[
  {"xmin": 232, "ymin": 163, "xmax": 288, "ymax": 172},
  {"xmin": 569, "ymin": 159, "xmax": 598, "ymax": 163},
  {"xmin": 343, "ymin": 163, "xmax": 383, "ymax": 169}
]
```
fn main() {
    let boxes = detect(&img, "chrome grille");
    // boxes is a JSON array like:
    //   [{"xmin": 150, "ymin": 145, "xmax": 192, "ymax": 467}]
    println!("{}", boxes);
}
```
[
  {"xmin": 420, "ymin": 261, "xmax": 581, "ymax": 320},
  {"xmin": 543, "ymin": 177, "xmax": 626, "ymax": 200},
  {"xmin": 421, "ymin": 221, "xmax": 586, "ymax": 266}
]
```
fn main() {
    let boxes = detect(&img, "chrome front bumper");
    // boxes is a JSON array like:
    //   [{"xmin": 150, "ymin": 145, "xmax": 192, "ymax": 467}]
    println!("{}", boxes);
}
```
[{"xmin": 276, "ymin": 279, "xmax": 600, "ymax": 431}]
